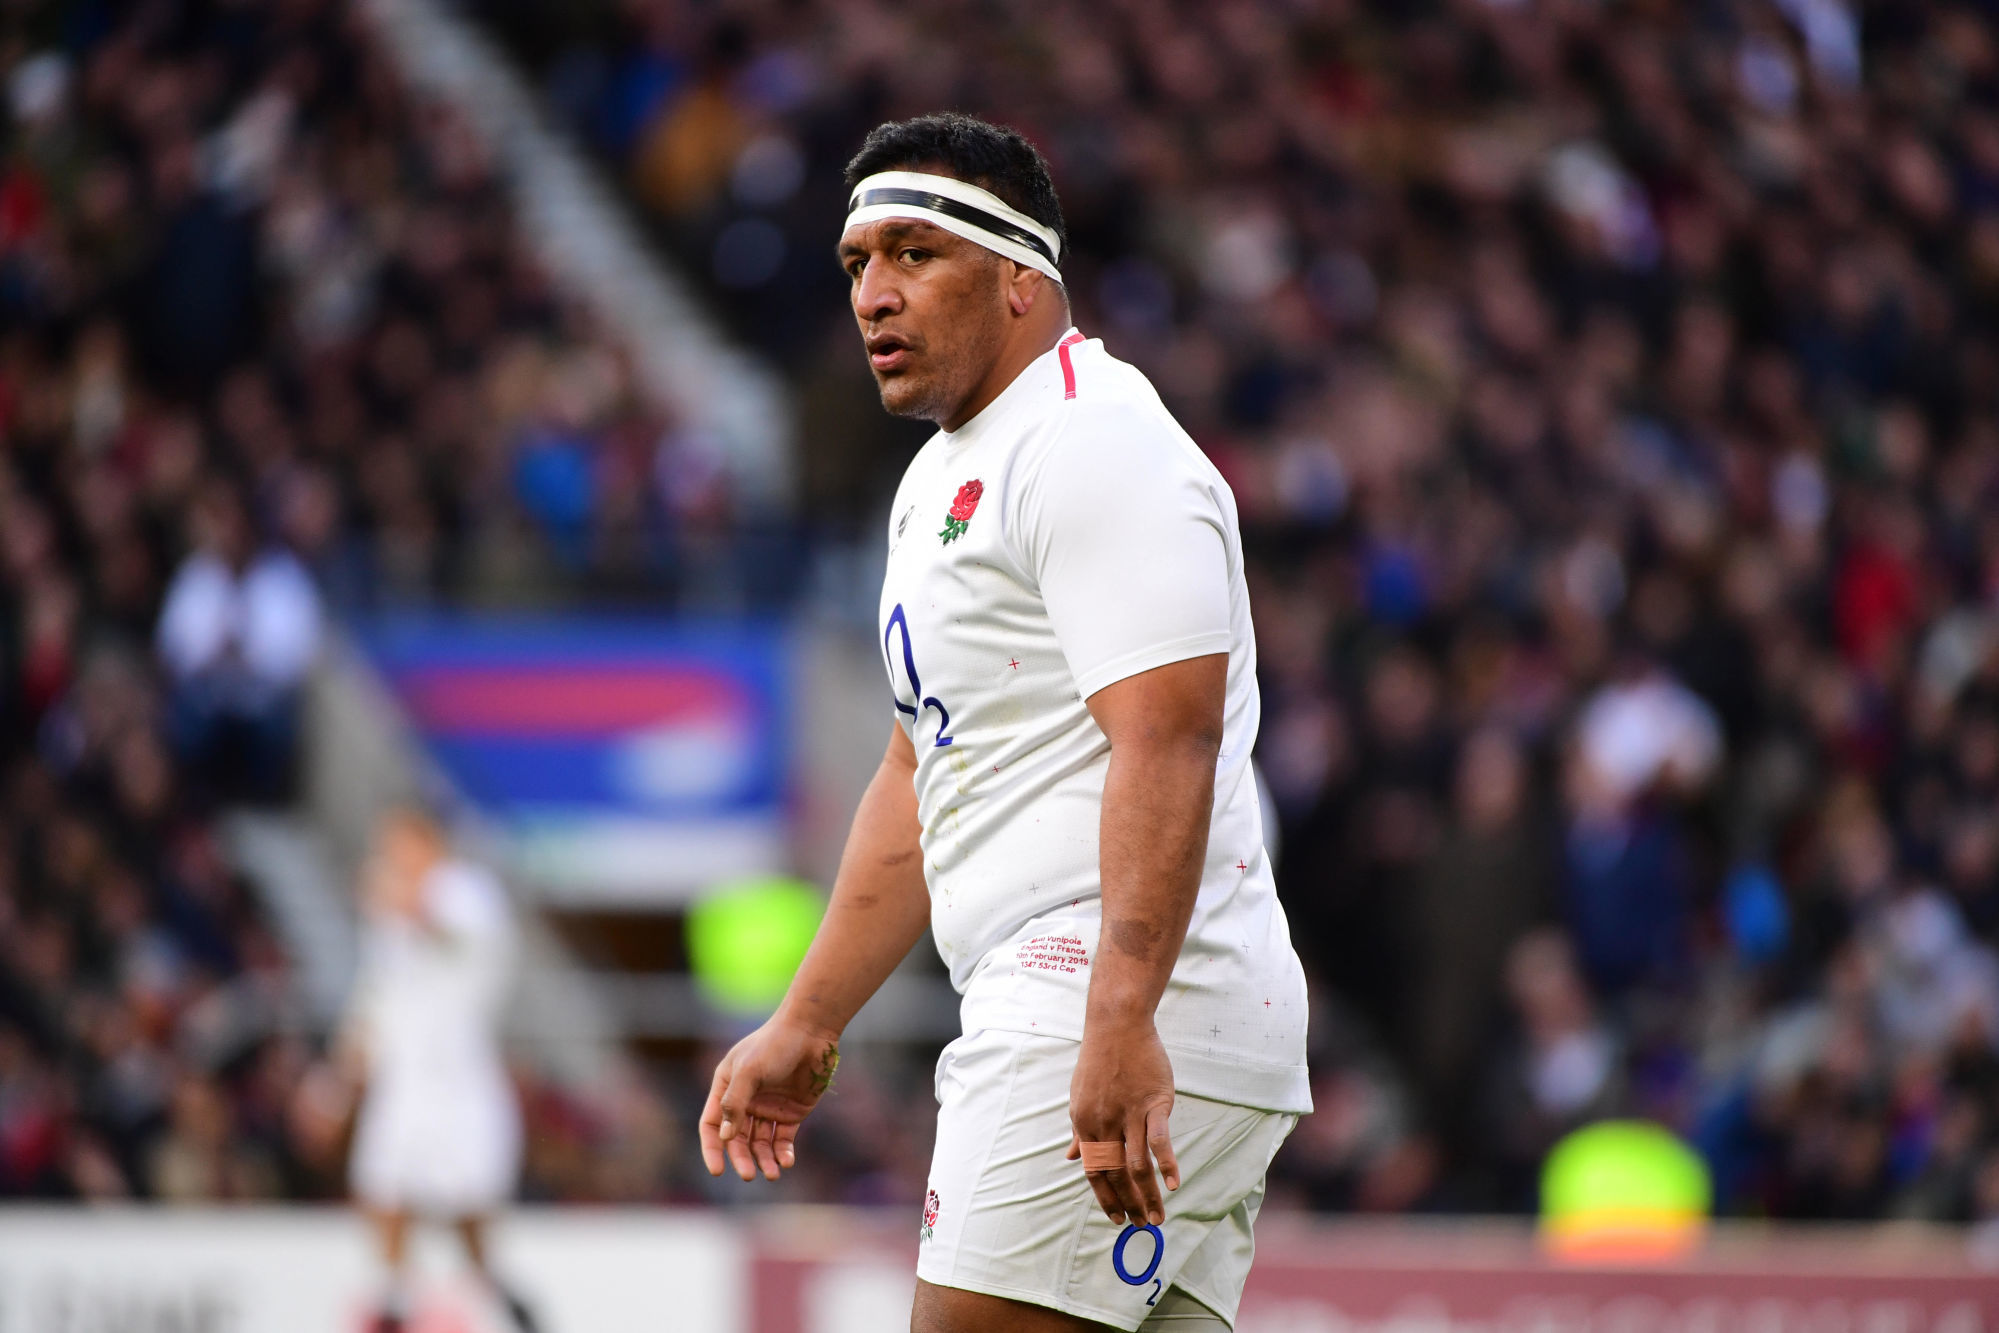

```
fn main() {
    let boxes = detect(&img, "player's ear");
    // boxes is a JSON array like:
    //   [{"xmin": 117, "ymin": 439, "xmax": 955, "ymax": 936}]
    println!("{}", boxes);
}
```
[{"xmin": 1006, "ymin": 263, "xmax": 1044, "ymax": 317}]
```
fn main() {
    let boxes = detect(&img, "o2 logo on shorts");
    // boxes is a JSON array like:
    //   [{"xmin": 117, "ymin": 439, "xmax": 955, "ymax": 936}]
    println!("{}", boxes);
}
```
[
  {"xmin": 1112, "ymin": 1223, "xmax": 1164, "ymax": 1307},
  {"xmin": 920, "ymin": 1189, "xmax": 941, "ymax": 1241}
]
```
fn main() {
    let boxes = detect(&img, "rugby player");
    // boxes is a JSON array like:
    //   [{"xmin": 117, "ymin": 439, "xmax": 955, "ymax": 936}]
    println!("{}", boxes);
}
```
[
  {"xmin": 700, "ymin": 113, "xmax": 1310, "ymax": 1332},
  {"xmin": 342, "ymin": 806, "xmax": 539, "ymax": 1333}
]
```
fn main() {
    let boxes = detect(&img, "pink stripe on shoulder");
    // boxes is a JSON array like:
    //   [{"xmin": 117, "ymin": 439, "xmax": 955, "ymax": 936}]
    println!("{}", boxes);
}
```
[{"xmin": 1058, "ymin": 331, "xmax": 1086, "ymax": 400}]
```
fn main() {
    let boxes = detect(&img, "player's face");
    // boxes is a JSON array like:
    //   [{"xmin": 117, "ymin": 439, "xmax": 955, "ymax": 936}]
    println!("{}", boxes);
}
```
[
  {"xmin": 839, "ymin": 218, "xmax": 1011, "ymax": 425},
  {"xmin": 369, "ymin": 814, "xmax": 442, "ymax": 912}
]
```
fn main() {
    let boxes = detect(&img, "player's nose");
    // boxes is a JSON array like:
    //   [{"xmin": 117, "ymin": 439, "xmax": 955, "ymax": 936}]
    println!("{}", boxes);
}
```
[{"xmin": 852, "ymin": 254, "xmax": 905, "ymax": 321}]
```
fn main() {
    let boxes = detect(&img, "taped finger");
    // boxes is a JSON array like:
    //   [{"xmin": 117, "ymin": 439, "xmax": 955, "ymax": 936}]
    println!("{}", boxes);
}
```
[{"xmin": 1078, "ymin": 1140, "xmax": 1126, "ymax": 1172}]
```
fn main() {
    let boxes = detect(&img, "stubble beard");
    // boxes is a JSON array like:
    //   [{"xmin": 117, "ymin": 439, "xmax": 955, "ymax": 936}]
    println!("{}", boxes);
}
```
[
  {"xmin": 875, "ymin": 368, "xmax": 955, "ymax": 423},
  {"xmin": 873, "ymin": 290, "xmax": 1010, "ymax": 427}
]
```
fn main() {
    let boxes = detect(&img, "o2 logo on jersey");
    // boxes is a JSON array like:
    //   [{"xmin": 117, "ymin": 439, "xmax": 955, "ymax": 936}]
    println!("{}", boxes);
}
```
[
  {"xmin": 1113, "ymin": 1223, "xmax": 1164, "ymax": 1307},
  {"xmin": 883, "ymin": 604, "xmax": 955, "ymax": 747}
]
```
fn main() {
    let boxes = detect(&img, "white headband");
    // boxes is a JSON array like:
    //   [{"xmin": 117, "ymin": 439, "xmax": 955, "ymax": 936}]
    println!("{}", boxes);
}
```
[{"xmin": 845, "ymin": 170, "xmax": 1064, "ymax": 283}]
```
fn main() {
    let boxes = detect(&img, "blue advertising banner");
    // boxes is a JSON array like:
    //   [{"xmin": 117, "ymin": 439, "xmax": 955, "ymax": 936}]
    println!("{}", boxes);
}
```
[{"xmin": 361, "ymin": 616, "xmax": 789, "ymax": 904}]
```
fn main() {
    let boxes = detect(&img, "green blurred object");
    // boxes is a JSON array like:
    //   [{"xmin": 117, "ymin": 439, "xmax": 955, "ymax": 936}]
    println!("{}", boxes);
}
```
[
  {"xmin": 1540, "ymin": 1120, "xmax": 1712, "ymax": 1260},
  {"xmin": 686, "ymin": 875, "xmax": 826, "ymax": 1014}
]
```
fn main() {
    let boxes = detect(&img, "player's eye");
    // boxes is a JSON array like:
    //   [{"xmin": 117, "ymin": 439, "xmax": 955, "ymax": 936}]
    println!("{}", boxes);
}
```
[
  {"xmin": 898, "ymin": 248, "xmax": 928, "ymax": 265},
  {"xmin": 844, "ymin": 258, "xmax": 865, "ymax": 280}
]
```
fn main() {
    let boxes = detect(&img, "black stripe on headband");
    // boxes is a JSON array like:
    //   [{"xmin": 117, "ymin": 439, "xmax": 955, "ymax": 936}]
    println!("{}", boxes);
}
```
[{"xmin": 849, "ymin": 187, "xmax": 1058, "ymax": 265}]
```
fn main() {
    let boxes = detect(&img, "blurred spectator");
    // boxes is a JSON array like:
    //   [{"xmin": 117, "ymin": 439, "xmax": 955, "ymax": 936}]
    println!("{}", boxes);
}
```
[
  {"xmin": 1563, "ymin": 660, "xmax": 1722, "ymax": 996},
  {"xmin": 157, "ymin": 480, "xmax": 321, "ymax": 802},
  {"xmin": 1268, "ymin": 999, "xmax": 1439, "ymax": 1214},
  {"xmin": 149, "ymin": 1071, "xmax": 282, "ymax": 1202},
  {"xmin": 1484, "ymin": 930, "xmax": 1626, "ymax": 1210},
  {"xmin": 1404, "ymin": 727, "xmax": 1553, "ymax": 1156}
]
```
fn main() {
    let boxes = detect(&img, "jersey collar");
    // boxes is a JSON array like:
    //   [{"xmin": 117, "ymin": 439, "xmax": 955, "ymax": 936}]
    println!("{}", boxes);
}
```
[{"xmin": 940, "ymin": 327, "xmax": 1084, "ymax": 445}]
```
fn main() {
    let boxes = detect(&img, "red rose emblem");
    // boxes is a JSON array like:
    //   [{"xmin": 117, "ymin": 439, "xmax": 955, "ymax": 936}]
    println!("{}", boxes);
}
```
[
  {"xmin": 940, "ymin": 479, "xmax": 983, "ymax": 544},
  {"xmin": 921, "ymin": 1189, "xmax": 941, "ymax": 1240}
]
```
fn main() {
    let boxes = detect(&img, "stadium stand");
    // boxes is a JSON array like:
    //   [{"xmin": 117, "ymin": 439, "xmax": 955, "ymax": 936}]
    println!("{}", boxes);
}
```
[
  {"xmin": 477, "ymin": 0, "xmax": 1999, "ymax": 1220},
  {"xmin": 0, "ymin": 0, "xmax": 770, "ymax": 1203},
  {"xmin": 7, "ymin": 0, "xmax": 1999, "ymax": 1228}
]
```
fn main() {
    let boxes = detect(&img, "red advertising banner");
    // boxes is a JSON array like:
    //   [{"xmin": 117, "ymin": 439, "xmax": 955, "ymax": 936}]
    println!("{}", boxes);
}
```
[
  {"xmin": 1241, "ymin": 1224, "xmax": 1996, "ymax": 1333},
  {"xmin": 748, "ymin": 1216, "xmax": 1999, "ymax": 1333}
]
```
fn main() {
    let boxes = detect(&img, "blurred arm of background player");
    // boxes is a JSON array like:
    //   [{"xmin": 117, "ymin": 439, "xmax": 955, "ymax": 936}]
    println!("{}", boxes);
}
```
[
  {"xmin": 289, "ymin": 826, "xmax": 426, "ymax": 1170},
  {"xmin": 701, "ymin": 723, "xmax": 931, "ymax": 1181},
  {"xmin": 332, "ymin": 839, "xmax": 423, "ymax": 1074},
  {"xmin": 1065, "ymin": 653, "xmax": 1224, "ymax": 1228}
]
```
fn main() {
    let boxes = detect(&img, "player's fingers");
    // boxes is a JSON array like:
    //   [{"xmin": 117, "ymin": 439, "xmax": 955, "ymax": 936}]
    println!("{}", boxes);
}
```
[
  {"xmin": 715, "ymin": 1057, "xmax": 756, "ymax": 1144},
  {"xmin": 717, "ymin": 1083, "xmax": 744, "ymax": 1128},
  {"xmin": 1085, "ymin": 1168, "xmax": 1125, "ymax": 1224},
  {"xmin": 751, "ymin": 1118, "xmax": 783, "ymax": 1180},
  {"xmin": 1109, "ymin": 1152, "xmax": 1152, "ymax": 1226},
  {"xmin": 699, "ymin": 1116, "xmax": 726, "ymax": 1176},
  {"xmin": 1113, "ymin": 1169, "xmax": 1150, "ymax": 1226},
  {"xmin": 724, "ymin": 1115, "xmax": 759, "ymax": 1181},
  {"xmin": 1065, "ymin": 1132, "xmax": 1081, "ymax": 1162},
  {"xmin": 1127, "ymin": 1117, "xmax": 1164, "ymax": 1226},
  {"xmin": 775, "ymin": 1120, "xmax": 799, "ymax": 1168},
  {"xmin": 1146, "ymin": 1104, "xmax": 1180, "ymax": 1194}
]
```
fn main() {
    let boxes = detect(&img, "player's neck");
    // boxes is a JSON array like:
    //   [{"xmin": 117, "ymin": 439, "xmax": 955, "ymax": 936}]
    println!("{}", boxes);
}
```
[{"xmin": 940, "ymin": 307, "xmax": 1072, "ymax": 432}]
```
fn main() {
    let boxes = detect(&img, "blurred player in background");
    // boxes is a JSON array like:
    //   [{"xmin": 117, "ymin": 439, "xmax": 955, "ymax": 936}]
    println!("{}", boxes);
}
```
[
  {"xmin": 702, "ymin": 114, "xmax": 1310, "ymax": 1332},
  {"xmin": 340, "ymin": 806, "xmax": 540, "ymax": 1333}
]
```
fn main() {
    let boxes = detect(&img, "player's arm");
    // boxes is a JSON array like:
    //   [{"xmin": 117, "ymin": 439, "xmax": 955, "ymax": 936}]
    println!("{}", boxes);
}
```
[
  {"xmin": 334, "ymin": 850, "xmax": 405, "ymax": 1078},
  {"xmin": 1068, "ymin": 654, "xmax": 1223, "ymax": 1227},
  {"xmin": 699, "ymin": 723, "xmax": 931, "ymax": 1182}
]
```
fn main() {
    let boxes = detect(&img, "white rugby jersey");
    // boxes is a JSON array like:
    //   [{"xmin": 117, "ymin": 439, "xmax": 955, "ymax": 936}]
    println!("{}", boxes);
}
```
[
  {"xmin": 879, "ymin": 330, "xmax": 1310, "ymax": 1113},
  {"xmin": 353, "ymin": 860, "xmax": 515, "ymax": 1091}
]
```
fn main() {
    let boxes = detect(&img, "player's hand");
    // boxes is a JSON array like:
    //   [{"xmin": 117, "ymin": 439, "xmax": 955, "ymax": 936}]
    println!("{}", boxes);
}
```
[
  {"xmin": 1066, "ymin": 1018, "xmax": 1179, "ymax": 1227},
  {"xmin": 699, "ymin": 1018, "xmax": 842, "ymax": 1182}
]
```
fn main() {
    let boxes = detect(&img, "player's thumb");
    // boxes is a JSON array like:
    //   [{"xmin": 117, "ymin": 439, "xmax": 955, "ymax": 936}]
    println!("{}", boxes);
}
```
[{"xmin": 1144, "ymin": 1103, "xmax": 1180, "ymax": 1192}]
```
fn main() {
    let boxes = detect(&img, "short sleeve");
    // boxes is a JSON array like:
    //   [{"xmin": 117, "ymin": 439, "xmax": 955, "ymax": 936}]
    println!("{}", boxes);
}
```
[{"xmin": 1012, "ymin": 407, "xmax": 1233, "ymax": 699}]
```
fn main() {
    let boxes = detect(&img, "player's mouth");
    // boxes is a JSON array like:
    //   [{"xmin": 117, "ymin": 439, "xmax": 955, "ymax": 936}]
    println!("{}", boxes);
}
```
[{"xmin": 866, "ymin": 333, "xmax": 915, "ymax": 374}]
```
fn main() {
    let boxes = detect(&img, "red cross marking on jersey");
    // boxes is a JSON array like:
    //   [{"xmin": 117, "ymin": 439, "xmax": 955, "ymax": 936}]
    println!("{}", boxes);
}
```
[
  {"xmin": 1236, "ymin": 860, "xmax": 1247, "ymax": 872},
  {"xmin": 1007, "ymin": 658, "xmax": 1020, "ymax": 670}
]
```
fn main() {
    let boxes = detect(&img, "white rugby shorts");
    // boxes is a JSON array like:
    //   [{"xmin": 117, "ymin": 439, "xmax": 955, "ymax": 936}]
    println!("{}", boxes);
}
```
[
  {"xmin": 917, "ymin": 1029, "xmax": 1297, "ymax": 1331},
  {"xmin": 350, "ymin": 1069, "xmax": 521, "ymax": 1216}
]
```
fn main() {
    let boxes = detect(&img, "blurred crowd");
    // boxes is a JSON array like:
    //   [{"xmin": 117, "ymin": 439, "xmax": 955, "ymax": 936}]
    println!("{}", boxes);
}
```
[
  {"xmin": 10, "ymin": 0, "xmax": 1999, "ymax": 1228},
  {"xmin": 483, "ymin": 0, "xmax": 1999, "ymax": 1221},
  {"xmin": 0, "ymin": 0, "xmax": 769, "ymax": 1203}
]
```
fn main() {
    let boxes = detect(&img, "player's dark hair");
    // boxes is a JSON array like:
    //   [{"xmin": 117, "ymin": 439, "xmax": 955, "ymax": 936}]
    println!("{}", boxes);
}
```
[{"xmin": 844, "ymin": 113, "xmax": 1069, "ymax": 263}]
